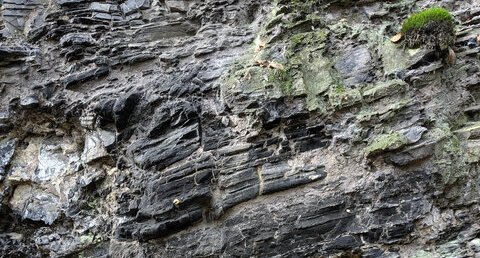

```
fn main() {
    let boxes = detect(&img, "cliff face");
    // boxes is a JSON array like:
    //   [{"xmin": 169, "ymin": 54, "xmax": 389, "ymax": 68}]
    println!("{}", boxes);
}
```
[{"xmin": 1, "ymin": 0, "xmax": 480, "ymax": 257}]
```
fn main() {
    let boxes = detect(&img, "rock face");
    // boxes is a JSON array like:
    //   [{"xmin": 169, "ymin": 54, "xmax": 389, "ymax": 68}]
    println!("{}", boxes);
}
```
[{"xmin": 1, "ymin": 0, "xmax": 480, "ymax": 257}]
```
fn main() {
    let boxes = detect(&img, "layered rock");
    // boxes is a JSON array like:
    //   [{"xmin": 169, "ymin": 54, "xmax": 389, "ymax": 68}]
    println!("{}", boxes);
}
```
[{"xmin": 1, "ymin": 0, "xmax": 480, "ymax": 257}]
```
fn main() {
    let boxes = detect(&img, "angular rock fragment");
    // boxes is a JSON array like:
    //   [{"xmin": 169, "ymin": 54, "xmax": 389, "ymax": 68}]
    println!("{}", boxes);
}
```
[
  {"xmin": 60, "ymin": 33, "xmax": 96, "ymax": 48},
  {"xmin": 129, "ymin": 101, "xmax": 200, "ymax": 170},
  {"xmin": 81, "ymin": 131, "xmax": 110, "ymax": 164},
  {"xmin": 56, "ymin": 0, "xmax": 85, "ymax": 6},
  {"xmin": 335, "ymin": 46, "xmax": 373, "ymax": 86},
  {"xmin": 113, "ymin": 92, "xmax": 142, "ymax": 130},
  {"xmin": 62, "ymin": 66, "xmax": 109, "ymax": 88},
  {"xmin": 9, "ymin": 184, "xmax": 61, "ymax": 225},
  {"xmin": 19, "ymin": 95, "xmax": 40, "ymax": 109},
  {"xmin": 399, "ymin": 126, "xmax": 428, "ymax": 144},
  {"xmin": 165, "ymin": 0, "xmax": 189, "ymax": 13},
  {"xmin": 386, "ymin": 140, "xmax": 436, "ymax": 166},
  {"xmin": 0, "ymin": 138, "xmax": 16, "ymax": 181},
  {"xmin": 121, "ymin": 0, "xmax": 150, "ymax": 15},
  {"xmin": 365, "ymin": 132, "xmax": 408, "ymax": 157}
]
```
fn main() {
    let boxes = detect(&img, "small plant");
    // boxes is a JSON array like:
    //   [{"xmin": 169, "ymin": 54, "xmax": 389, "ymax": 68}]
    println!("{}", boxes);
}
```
[{"xmin": 401, "ymin": 7, "xmax": 455, "ymax": 49}]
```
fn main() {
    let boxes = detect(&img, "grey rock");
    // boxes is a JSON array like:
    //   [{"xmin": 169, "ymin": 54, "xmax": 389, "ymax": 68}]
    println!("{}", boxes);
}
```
[
  {"xmin": 90, "ymin": 3, "xmax": 112, "ymax": 13},
  {"xmin": 399, "ymin": 126, "xmax": 428, "ymax": 144},
  {"xmin": 98, "ymin": 129, "xmax": 116, "ymax": 150},
  {"xmin": 165, "ymin": 0, "xmax": 189, "ymax": 13},
  {"xmin": 9, "ymin": 184, "xmax": 61, "ymax": 225},
  {"xmin": 386, "ymin": 140, "xmax": 436, "ymax": 166},
  {"xmin": 113, "ymin": 92, "xmax": 142, "ymax": 130},
  {"xmin": 79, "ymin": 167, "xmax": 105, "ymax": 187},
  {"xmin": 60, "ymin": 33, "xmax": 96, "ymax": 47},
  {"xmin": 92, "ymin": 12, "xmax": 113, "ymax": 21},
  {"xmin": 2, "ymin": 0, "xmax": 480, "ymax": 257},
  {"xmin": 81, "ymin": 132, "xmax": 110, "ymax": 164},
  {"xmin": 20, "ymin": 95, "xmax": 40, "ymax": 108},
  {"xmin": 363, "ymin": 4, "xmax": 389, "ymax": 19},
  {"xmin": 36, "ymin": 139, "xmax": 70, "ymax": 181},
  {"xmin": 0, "ymin": 111, "xmax": 11, "ymax": 123},
  {"xmin": 0, "ymin": 45, "xmax": 38, "ymax": 66},
  {"xmin": 121, "ymin": 0, "xmax": 150, "ymax": 15},
  {"xmin": 62, "ymin": 66, "xmax": 109, "ymax": 88},
  {"xmin": 335, "ymin": 46, "xmax": 373, "ymax": 86},
  {"xmin": 56, "ymin": 0, "xmax": 84, "ymax": 5},
  {"xmin": 0, "ymin": 138, "xmax": 16, "ymax": 179}
]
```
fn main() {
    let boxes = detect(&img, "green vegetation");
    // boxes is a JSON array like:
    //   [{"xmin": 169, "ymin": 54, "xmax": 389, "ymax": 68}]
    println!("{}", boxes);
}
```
[
  {"xmin": 268, "ymin": 68, "xmax": 293, "ymax": 95},
  {"xmin": 365, "ymin": 132, "xmax": 408, "ymax": 156},
  {"xmin": 432, "ymin": 125, "xmax": 469, "ymax": 185},
  {"xmin": 284, "ymin": 0, "xmax": 316, "ymax": 12},
  {"xmin": 401, "ymin": 7, "xmax": 454, "ymax": 33},
  {"xmin": 356, "ymin": 98, "xmax": 411, "ymax": 123},
  {"xmin": 328, "ymin": 85, "xmax": 362, "ymax": 109},
  {"xmin": 401, "ymin": 7, "xmax": 455, "ymax": 49},
  {"xmin": 289, "ymin": 31, "xmax": 327, "ymax": 51},
  {"xmin": 362, "ymin": 79, "xmax": 407, "ymax": 103}
]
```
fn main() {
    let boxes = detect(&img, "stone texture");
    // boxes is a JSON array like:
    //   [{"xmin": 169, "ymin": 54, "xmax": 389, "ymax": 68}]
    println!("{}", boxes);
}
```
[
  {"xmin": 0, "ymin": 138, "xmax": 15, "ymax": 182},
  {"xmin": 9, "ymin": 184, "xmax": 61, "ymax": 225},
  {"xmin": 1, "ymin": 0, "xmax": 480, "ymax": 257}
]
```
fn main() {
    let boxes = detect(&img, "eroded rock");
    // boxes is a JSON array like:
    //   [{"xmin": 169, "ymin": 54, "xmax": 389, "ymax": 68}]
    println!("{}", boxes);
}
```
[
  {"xmin": 1, "ymin": 0, "xmax": 480, "ymax": 257},
  {"xmin": 10, "ymin": 184, "xmax": 61, "ymax": 225}
]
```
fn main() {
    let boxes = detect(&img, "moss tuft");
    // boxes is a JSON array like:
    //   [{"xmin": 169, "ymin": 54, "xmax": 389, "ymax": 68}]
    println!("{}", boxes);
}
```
[
  {"xmin": 401, "ymin": 8, "xmax": 453, "ymax": 33},
  {"xmin": 401, "ymin": 7, "xmax": 455, "ymax": 49}
]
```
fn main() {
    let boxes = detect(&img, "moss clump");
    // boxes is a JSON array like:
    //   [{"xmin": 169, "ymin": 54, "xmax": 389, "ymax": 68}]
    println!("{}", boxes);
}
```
[
  {"xmin": 401, "ymin": 8, "xmax": 453, "ymax": 33},
  {"xmin": 401, "ymin": 7, "xmax": 455, "ymax": 49}
]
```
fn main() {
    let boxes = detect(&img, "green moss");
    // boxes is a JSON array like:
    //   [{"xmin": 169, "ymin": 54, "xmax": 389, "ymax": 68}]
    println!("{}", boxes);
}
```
[
  {"xmin": 328, "ymin": 85, "xmax": 362, "ymax": 110},
  {"xmin": 289, "ymin": 31, "xmax": 327, "ymax": 51},
  {"xmin": 300, "ymin": 56, "xmax": 332, "ymax": 111},
  {"xmin": 265, "ymin": 13, "xmax": 284, "ymax": 30},
  {"xmin": 433, "ymin": 125, "xmax": 469, "ymax": 185},
  {"xmin": 401, "ymin": 7, "xmax": 453, "ymax": 33},
  {"xmin": 285, "ymin": 29, "xmax": 333, "ymax": 107},
  {"xmin": 365, "ymin": 132, "xmax": 408, "ymax": 156},
  {"xmin": 80, "ymin": 235, "xmax": 95, "ymax": 245},
  {"xmin": 286, "ymin": 14, "xmax": 322, "ymax": 31},
  {"xmin": 356, "ymin": 98, "xmax": 411, "ymax": 123},
  {"xmin": 381, "ymin": 40, "xmax": 409, "ymax": 75},
  {"xmin": 362, "ymin": 80, "xmax": 408, "ymax": 103},
  {"xmin": 283, "ymin": 0, "xmax": 317, "ymax": 12},
  {"xmin": 220, "ymin": 2, "xmax": 333, "ymax": 105},
  {"xmin": 268, "ymin": 68, "xmax": 293, "ymax": 95},
  {"xmin": 436, "ymin": 240, "xmax": 464, "ymax": 258},
  {"xmin": 333, "ymin": 85, "xmax": 346, "ymax": 94},
  {"xmin": 401, "ymin": 7, "xmax": 455, "ymax": 49}
]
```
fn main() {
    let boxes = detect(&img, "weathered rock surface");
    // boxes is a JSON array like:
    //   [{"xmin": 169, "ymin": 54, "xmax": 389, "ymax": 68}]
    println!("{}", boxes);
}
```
[{"xmin": 1, "ymin": 0, "xmax": 480, "ymax": 257}]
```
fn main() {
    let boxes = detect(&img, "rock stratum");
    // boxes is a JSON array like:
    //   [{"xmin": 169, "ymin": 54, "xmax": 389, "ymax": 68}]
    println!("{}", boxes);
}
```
[{"xmin": 1, "ymin": 0, "xmax": 480, "ymax": 257}]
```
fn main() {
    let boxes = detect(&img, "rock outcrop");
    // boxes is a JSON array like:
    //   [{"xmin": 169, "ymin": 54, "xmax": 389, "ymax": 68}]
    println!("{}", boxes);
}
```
[{"xmin": 1, "ymin": 0, "xmax": 480, "ymax": 257}]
